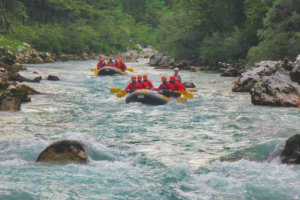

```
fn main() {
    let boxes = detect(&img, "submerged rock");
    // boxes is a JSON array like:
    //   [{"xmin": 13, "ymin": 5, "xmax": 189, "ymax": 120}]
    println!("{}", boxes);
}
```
[
  {"xmin": 47, "ymin": 75, "xmax": 60, "ymax": 81},
  {"xmin": 250, "ymin": 71, "xmax": 300, "ymax": 107},
  {"xmin": 36, "ymin": 140, "xmax": 88, "ymax": 164},
  {"xmin": 281, "ymin": 135, "xmax": 300, "ymax": 164},
  {"xmin": 183, "ymin": 82, "xmax": 196, "ymax": 88}
]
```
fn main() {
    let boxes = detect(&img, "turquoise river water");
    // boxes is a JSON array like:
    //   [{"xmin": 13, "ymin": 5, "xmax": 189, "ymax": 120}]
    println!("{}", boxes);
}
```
[{"xmin": 0, "ymin": 59, "xmax": 300, "ymax": 199}]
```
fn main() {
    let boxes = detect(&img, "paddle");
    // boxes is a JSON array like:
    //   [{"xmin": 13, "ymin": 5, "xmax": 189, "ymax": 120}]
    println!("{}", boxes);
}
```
[
  {"xmin": 177, "ymin": 91, "xmax": 193, "ymax": 99},
  {"xmin": 116, "ymin": 91, "xmax": 127, "ymax": 98},
  {"xmin": 127, "ymin": 68, "xmax": 134, "ymax": 72},
  {"xmin": 90, "ymin": 68, "xmax": 97, "ymax": 71},
  {"xmin": 187, "ymin": 89, "xmax": 198, "ymax": 93},
  {"xmin": 93, "ymin": 70, "xmax": 99, "ymax": 75},
  {"xmin": 110, "ymin": 88, "xmax": 123, "ymax": 94}
]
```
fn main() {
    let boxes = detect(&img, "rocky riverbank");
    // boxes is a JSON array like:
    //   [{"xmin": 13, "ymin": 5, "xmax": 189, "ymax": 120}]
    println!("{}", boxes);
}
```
[
  {"xmin": 148, "ymin": 52, "xmax": 245, "ymax": 73},
  {"xmin": 16, "ymin": 43, "xmax": 155, "ymax": 64},
  {"xmin": 232, "ymin": 56, "xmax": 300, "ymax": 107},
  {"xmin": 0, "ymin": 46, "xmax": 42, "ymax": 111}
]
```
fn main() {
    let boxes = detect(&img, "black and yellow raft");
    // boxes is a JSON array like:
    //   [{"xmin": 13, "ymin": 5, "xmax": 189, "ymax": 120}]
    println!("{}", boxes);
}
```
[
  {"xmin": 125, "ymin": 90, "xmax": 187, "ymax": 105},
  {"xmin": 95, "ymin": 67, "xmax": 128, "ymax": 76}
]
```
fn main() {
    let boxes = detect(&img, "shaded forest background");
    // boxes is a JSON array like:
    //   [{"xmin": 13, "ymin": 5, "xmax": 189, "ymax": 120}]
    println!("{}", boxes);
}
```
[{"xmin": 0, "ymin": 0, "xmax": 299, "ymax": 65}]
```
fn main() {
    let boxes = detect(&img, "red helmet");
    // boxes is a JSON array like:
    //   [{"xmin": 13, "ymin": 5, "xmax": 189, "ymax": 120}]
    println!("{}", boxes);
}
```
[
  {"xmin": 170, "ymin": 76, "xmax": 176, "ymax": 81},
  {"xmin": 137, "ymin": 75, "xmax": 142, "ymax": 80},
  {"xmin": 161, "ymin": 76, "xmax": 167, "ymax": 81},
  {"xmin": 175, "ymin": 78, "xmax": 180, "ymax": 82},
  {"xmin": 131, "ymin": 75, "xmax": 136, "ymax": 80},
  {"xmin": 99, "ymin": 59, "xmax": 104, "ymax": 62},
  {"xmin": 115, "ymin": 59, "xmax": 118, "ymax": 62},
  {"xmin": 143, "ymin": 74, "xmax": 147, "ymax": 78}
]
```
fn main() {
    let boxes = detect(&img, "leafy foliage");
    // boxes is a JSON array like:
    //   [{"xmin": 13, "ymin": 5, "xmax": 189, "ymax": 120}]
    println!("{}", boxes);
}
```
[
  {"xmin": 0, "ymin": 0, "xmax": 168, "ymax": 54},
  {"xmin": 158, "ymin": 0, "xmax": 300, "ymax": 65}
]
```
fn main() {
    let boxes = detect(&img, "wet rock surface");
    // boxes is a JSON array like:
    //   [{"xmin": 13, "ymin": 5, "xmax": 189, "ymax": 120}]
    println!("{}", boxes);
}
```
[
  {"xmin": 281, "ymin": 135, "xmax": 300, "ymax": 164},
  {"xmin": 36, "ymin": 140, "xmax": 88, "ymax": 164},
  {"xmin": 232, "ymin": 55, "xmax": 300, "ymax": 107},
  {"xmin": 183, "ymin": 82, "xmax": 196, "ymax": 88},
  {"xmin": 250, "ymin": 71, "xmax": 300, "ymax": 107},
  {"xmin": 47, "ymin": 75, "xmax": 60, "ymax": 81},
  {"xmin": 0, "ymin": 46, "xmax": 40, "ymax": 111}
]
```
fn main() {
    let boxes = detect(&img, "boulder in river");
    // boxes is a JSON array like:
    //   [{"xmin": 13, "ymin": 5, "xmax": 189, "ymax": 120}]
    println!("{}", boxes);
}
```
[
  {"xmin": 36, "ymin": 140, "xmax": 88, "ymax": 164},
  {"xmin": 281, "ymin": 135, "xmax": 300, "ymax": 164},
  {"xmin": 250, "ymin": 71, "xmax": 300, "ymax": 107},
  {"xmin": 0, "ymin": 96, "xmax": 21, "ymax": 111},
  {"xmin": 47, "ymin": 75, "xmax": 60, "ymax": 81},
  {"xmin": 232, "ymin": 61, "xmax": 281, "ymax": 92},
  {"xmin": 183, "ymin": 82, "xmax": 196, "ymax": 88}
]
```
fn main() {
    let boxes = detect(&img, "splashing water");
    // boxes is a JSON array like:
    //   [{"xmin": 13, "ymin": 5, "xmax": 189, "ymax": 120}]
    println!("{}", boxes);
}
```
[{"xmin": 0, "ymin": 59, "xmax": 299, "ymax": 199}]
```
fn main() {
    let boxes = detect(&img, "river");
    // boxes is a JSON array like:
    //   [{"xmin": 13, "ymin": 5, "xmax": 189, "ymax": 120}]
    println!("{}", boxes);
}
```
[{"xmin": 0, "ymin": 59, "xmax": 300, "ymax": 199}]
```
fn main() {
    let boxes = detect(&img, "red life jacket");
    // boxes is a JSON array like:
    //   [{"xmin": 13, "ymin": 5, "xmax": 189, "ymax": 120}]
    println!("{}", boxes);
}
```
[
  {"xmin": 138, "ymin": 81, "xmax": 148, "ymax": 89},
  {"xmin": 158, "ymin": 81, "xmax": 175, "ymax": 91},
  {"xmin": 169, "ymin": 81, "xmax": 181, "ymax": 91},
  {"xmin": 143, "ymin": 80, "xmax": 154, "ymax": 89},
  {"xmin": 126, "ymin": 82, "xmax": 143, "ymax": 91}
]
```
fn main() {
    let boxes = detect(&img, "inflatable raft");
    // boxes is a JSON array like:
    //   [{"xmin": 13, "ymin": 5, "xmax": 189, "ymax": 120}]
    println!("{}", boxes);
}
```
[
  {"xmin": 97, "ymin": 67, "xmax": 127, "ymax": 76},
  {"xmin": 125, "ymin": 90, "xmax": 186, "ymax": 105}
]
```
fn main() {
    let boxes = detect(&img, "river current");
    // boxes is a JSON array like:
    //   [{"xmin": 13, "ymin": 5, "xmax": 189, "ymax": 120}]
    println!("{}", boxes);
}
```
[{"xmin": 0, "ymin": 59, "xmax": 300, "ymax": 199}]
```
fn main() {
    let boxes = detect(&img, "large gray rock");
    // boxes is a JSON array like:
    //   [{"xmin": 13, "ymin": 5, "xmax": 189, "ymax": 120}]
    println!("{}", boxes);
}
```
[
  {"xmin": 122, "ymin": 50, "xmax": 139, "ymax": 62},
  {"xmin": 290, "ymin": 64, "xmax": 300, "ymax": 84},
  {"xmin": 232, "ymin": 61, "xmax": 280, "ymax": 92},
  {"xmin": 139, "ymin": 47, "xmax": 155, "ymax": 58},
  {"xmin": 36, "ymin": 140, "xmax": 88, "ymax": 164},
  {"xmin": 281, "ymin": 135, "xmax": 300, "ymax": 164},
  {"xmin": 250, "ymin": 71, "xmax": 300, "ymax": 107},
  {"xmin": 149, "ymin": 52, "xmax": 165, "ymax": 66}
]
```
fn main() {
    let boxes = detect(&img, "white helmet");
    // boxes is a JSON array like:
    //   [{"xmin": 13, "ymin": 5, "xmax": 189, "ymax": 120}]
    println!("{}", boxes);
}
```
[{"xmin": 174, "ymin": 67, "xmax": 179, "ymax": 71}]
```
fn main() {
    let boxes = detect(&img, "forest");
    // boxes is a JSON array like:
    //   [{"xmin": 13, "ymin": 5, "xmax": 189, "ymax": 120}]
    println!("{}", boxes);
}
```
[{"xmin": 0, "ymin": 0, "xmax": 299, "ymax": 65}]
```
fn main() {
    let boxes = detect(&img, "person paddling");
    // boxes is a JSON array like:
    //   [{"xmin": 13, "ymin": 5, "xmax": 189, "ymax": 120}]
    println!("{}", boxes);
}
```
[
  {"xmin": 176, "ymin": 78, "xmax": 186, "ymax": 91},
  {"xmin": 142, "ymin": 74, "xmax": 154, "ymax": 90},
  {"xmin": 119, "ymin": 59, "xmax": 127, "ymax": 72},
  {"xmin": 114, "ymin": 59, "xmax": 120, "ymax": 68},
  {"xmin": 169, "ymin": 76, "xmax": 181, "ymax": 91},
  {"xmin": 97, "ymin": 59, "xmax": 106, "ymax": 69},
  {"xmin": 174, "ymin": 67, "xmax": 181, "ymax": 83},
  {"xmin": 157, "ymin": 76, "xmax": 175, "ymax": 91},
  {"xmin": 137, "ymin": 74, "xmax": 147, "ymax": 89},
  {"xmin": 125, "ymin": 75, "xmax": 143, "ymax": 93}
]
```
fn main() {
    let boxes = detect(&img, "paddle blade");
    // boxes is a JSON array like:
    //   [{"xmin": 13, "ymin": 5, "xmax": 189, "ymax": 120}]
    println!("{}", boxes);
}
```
[
  {"xmin": 187, "ymin": 89, "xmax": 198, "ymax": 93},
  {"xmin": 90, "ymin": 68, "xmax": 97, "ymax": 72},
  {"xmin": 178, "ymin": 91, "xmax": 193, "ymax": 99},
  {"xmin": 116, "ymin": 91, "xmax": 127, "ymax": 98},
  {"xmin": 127, "ymin": 68, "xmax": 134, "ymax": 72},
  {"xmin": 110, "ymin": 88, "xmax": 122, "ymax": 94},
  {"xmin": 93, "ymin": 70, "xmax": 99, "ymax": 75},
  {"xmin": 177, "ymin": 97, "xmax": 187, "ymax": 103}
]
